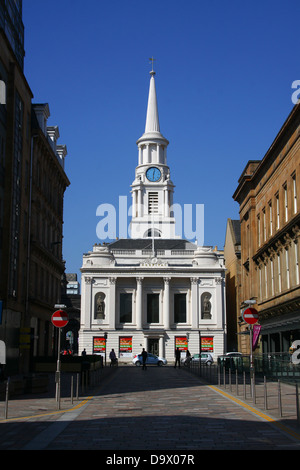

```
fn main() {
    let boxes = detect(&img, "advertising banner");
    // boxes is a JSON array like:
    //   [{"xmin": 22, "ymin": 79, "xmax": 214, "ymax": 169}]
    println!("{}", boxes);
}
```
[
  {"xmin": 252, "ymin": 325, "xmax": 261, "ymax": 351},
  {"xmin": 175, "ymin": 336, "xmax": 188, "ymax": 351},
  {"xmin": 93, "ymin": 337, "xmax": 106, "ymax": 355},
  {"xmin": 201, "ymin": 337, "xmax": 214, "ymax": 352},
  {"xmin": 119, "ymin": 336, "xmax": 133, "ymax": 358}
]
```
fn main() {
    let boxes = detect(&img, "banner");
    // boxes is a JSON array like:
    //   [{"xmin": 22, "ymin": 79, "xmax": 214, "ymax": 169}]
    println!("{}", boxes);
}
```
[
  {"xmin": 93, "ymin": 337, "xmax": 106, "ymax": 354},
  {"xmin": 175, "ymin": 336, "xmax": 188, "ymax": 351},
  {"xmin": 201, "ymin": 336, "xmax": 214, "ymax": 352},
  {"xmin": 119, "ymin": 336, "xmax": 132, "ymax": 357},
  {"xmin": 252, "ymin": 325, "xmax": 261, "ymax": 350}
]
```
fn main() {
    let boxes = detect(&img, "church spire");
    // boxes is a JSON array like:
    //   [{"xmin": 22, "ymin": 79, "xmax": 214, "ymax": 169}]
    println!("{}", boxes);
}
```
[
  {"xmin": 137, "ymin": 60, "xmax": 168, "ymax": 145},
  {"xmin": 145, "ymin": 72, "xmax": 160, "ymax": 133}
]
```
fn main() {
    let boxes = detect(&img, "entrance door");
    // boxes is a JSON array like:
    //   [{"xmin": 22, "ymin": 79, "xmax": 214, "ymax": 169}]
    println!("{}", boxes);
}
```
[{"xmin": 148, "ymin": 338, "xmax": 159, "ymax": 356}]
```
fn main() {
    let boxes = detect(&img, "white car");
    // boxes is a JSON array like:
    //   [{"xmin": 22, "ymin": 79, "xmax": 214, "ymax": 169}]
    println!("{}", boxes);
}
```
[
  {"xmin": 182, "ymin": 352, "xmax": 214, "ymax": 366},
  {"xmin": 132, "ymin": 352, "xmax": 167, "ymax": 366}
]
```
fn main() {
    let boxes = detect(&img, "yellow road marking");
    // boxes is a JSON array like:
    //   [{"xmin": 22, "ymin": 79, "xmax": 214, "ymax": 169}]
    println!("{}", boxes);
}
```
[
  {"xmin": 209, "ymin": 384, "xmax": 300, "ymax": 442},
  {"xmin": 0, "ymin": 396, "xmax": 93, "ymax": 423}
]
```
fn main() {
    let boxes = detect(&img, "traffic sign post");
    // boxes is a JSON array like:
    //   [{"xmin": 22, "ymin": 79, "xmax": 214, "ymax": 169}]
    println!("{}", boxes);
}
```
[
  {"xmin": 51, "ymin": 310, "xmax": 69, "ymax": 409},
  {"xmin": 242, "ymin": 307, "xmax": 259, "ymax": 325},
  {"xmin": 242, "ymin": 306, "xmax": 259, "ymax": 398}
]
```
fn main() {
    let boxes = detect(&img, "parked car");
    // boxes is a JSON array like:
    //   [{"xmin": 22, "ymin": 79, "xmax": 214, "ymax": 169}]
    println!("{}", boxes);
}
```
[
  {"xmin": 132, "ymin": 353, "xmax": 167, "ymax": 366},
  {"xmin": 225, "ymin": 352, "xmax": 243, "ymax": 357},
  {"xmin": 182, "ymin": 352, "xmax": 214, "ymax": 366}
]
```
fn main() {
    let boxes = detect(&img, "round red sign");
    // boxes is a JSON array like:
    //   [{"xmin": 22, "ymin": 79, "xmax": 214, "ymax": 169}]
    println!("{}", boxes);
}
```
[
  {"xmin": 242, "ymin": 307, "xmax": 259, "ymax": 325},
  {"xmin": 51, "ymin": 310, "xmax": 69, "ymax": 328}
]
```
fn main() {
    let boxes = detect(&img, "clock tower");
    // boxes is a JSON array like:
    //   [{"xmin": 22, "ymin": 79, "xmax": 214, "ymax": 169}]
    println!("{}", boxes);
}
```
[{"xmin": 130, "ymin": 67, "xmax": 176, "ymax": 239}]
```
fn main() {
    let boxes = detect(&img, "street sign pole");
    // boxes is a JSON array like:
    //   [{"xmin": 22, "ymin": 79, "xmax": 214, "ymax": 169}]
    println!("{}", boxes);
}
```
[
  {"xmin": 56, "ymin": 327, "xmax": 61, "ymax": 409},
  {"xmin": 51, "ymin": 310, "xmax": 69, "ymax": 409}
]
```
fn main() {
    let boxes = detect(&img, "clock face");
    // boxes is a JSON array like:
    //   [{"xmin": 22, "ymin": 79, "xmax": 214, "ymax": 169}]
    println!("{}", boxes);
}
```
[{"xmin": 146, "ymin": 167, "xmax": 161, "ymax": 182}]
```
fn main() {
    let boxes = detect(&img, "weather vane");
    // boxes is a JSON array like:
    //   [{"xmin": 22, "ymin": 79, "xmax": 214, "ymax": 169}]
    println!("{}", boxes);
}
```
[{"xmin": 149, "ymin": 56, "xmax": 156, "ymax": 75}]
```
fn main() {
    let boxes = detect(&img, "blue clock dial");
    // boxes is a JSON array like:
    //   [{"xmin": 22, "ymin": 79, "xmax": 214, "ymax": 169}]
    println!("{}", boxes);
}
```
[{"xmin": 146, "ymin": 167, "xmax": 161, "ymax": 182}]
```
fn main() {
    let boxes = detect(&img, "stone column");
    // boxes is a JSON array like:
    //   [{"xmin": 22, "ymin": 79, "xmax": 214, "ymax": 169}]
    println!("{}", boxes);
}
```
[
  {"xmin": 109, "ymin": 278, "xmax": 116, "ymax": 329},
  {"xmin": 136, "ymin": 277, "xmax": 143, "ymax": 329},
  {"xmin": 84, "ymin": 276, "xmax": 93, "ymax": 329},
  {"xmin": 163, "ymin": 277, "xmax": 171, "ymax": 329},
  {"xmin": 191, "ymin": 277, "xmax": 199, "ymax": 328}
]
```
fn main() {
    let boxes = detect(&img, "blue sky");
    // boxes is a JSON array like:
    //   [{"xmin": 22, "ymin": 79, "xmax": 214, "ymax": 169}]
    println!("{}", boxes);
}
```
[{"xmin": 23, "ymin": 0, "xmax": 300, "ymax": 281}]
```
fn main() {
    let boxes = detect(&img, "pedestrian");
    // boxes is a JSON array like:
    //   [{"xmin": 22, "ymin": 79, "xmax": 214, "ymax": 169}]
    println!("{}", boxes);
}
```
[
  {"xmin": 141, "ymin": 348, "xmax": 148, "ymax": 370},
  {"xmin": 185, "ymin": 349, "xmax": 191, "ymax": 366},
  {"xmin": 81, "ymin": 348, "xmax": 86, "ymax": 356},
  {"xmin": 109, "ymin": 348, "xmax": 117, "ymax": 367},
  {"xmin": 174, "ymin": 347, "xmax": 181, "ymax": 368}
]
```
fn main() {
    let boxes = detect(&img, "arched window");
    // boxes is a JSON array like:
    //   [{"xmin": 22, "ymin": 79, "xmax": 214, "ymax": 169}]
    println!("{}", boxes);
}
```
[
  {"xmin": 201, "ymin": 292, "xmax": 212, "ymax": 319},
  {"xmin": 144, "ymin": 228, "xmax": 162, "ymax": 238},
  {"xmin": 95, "ymin": 292, "xmax": 106, "ymax": 319}
]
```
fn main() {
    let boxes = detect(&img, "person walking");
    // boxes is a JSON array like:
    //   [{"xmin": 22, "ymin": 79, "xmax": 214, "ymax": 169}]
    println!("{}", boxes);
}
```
[
  {"xmin": 174, "ymin": 347, "xmax": 181, "ymax": 368},
  {"xmin": 141, "ymin": 348, "xmax": 148, "ymax": 370}
]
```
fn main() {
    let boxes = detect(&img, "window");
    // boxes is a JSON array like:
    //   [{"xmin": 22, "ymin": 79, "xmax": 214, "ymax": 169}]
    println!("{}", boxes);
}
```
[
  {"xmin": 262, "ymin": 208, "xmax": 266, "ymax": 242},
  {"xmin": 120, "ymin": 293, "xmax": 132, "ymax": 323},
  {"xmin": 295, "ymin": 242, "xmax": 299, "ymax": 285},
  {"xmin": 148, "ymin": 192, "xmax": 159, "ymax": 214},
  {"xmin": 278, "ymin": 253, "xmax": 282, "ymax": 293},
  {"xmin": 269, "ymin": 201, "xmax": 273, "ymax": 237},
  {"xmin": 286, "ymin": 248, "xmax": 290, "ymax": 290},
  {"xmin": 276, "ymin": 193, "xmax": 280, "ymax": 230},
  {"xmin": 292, "ymin": 173, "xmax": 297, "ymax": 214},
  {"xmin": 147, "ymin": 293, "xmax": 159, "ymax": 323},
  {"xmin": 174, "ymin": 294, "xmax": 186, "ymax": 323},
  {"xmin": 270, "ymin": 259, "xmax": 274, "ymax": 296},
  {"xmin": 283, "ymin": 183, "xmax": 288, "ymax": 222},
  {"xmin": 257, "ymin": 215, "xmax": 261, "ymax": 246}
]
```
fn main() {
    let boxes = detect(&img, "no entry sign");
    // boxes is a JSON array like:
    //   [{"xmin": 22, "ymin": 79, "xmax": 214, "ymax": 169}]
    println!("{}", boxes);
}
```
[
  {"xmin": 243, "ymin": 307, "xmax": 259, "ymax": 325},
  {"xmin": 51, "ymin": 310, "xmax": 69, "ymax": 328}
]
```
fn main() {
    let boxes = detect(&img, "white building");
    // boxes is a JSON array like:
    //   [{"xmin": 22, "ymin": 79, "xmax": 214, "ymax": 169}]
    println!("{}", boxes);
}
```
[{"xmin": 79, "ymin": 68, "xmax": 226, "ymax": 363}]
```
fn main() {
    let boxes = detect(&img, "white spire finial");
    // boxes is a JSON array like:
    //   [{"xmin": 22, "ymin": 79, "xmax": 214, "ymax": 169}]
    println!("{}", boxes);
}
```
[{"xmin": 149, "ymin": 56, "xmax": 156, "ymax": 75}]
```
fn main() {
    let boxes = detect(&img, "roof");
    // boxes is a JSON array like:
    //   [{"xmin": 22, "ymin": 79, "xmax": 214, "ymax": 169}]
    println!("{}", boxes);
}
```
[{"xmin": 108, "ymin": 238, "xmax": 197, "ymax": 251}]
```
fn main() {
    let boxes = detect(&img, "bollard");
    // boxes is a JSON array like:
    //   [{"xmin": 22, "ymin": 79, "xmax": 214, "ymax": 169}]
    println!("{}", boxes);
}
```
[
  {"xmin": 4, "ymin": 377, "xmax": 9, "ymax": 419},
  {"xmin": 252, "ymin": 370, "xmax": 256, "ymax": 404},
  {"xmin": 223, "ymin": 367, "xmax": 226, "ymax": 388},
  {"xmin": 264, "ymin": 376, "xmax": 268, "ymax": 410},
  {"xmin": 278, "ymin": 379, "xmax": 282, "ymax": 418},
  {"xmin": 57, "ymin": 374, "xmax": 61, "ymax": 411},
  {"xmin": 218, "ymin": 364, "xmax": 220, "ymax": 386},
  {"xmin": 236, "ymin": 369, "xmax": 238, "ymax": 395},
  {"xmin": 71, "ymin": 375, "xmax": 74, "ymax": 404},
  {"xmin": 296, "ymin": 383, "xmax": 300, "ymax": 427},
  {"xmin": 229, "ymin": 368, "xmax": 232, "ymax": 392},
  {"xmin": 76, "ymin": 373, "xmax": 79, "ymax": 400},
  {"xmin": 243, "ymin": 371, "xmax": 246, "ymax": 400}
]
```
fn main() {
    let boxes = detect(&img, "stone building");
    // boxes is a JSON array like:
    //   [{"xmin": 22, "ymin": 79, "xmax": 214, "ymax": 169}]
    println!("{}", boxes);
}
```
[
  {"xmin": 233, "ymin": 103, "xmax": 300, "ymax": 354},
  {"xmin": 79, "ymin": 68, "xmax": 226, "ymax": 363}
]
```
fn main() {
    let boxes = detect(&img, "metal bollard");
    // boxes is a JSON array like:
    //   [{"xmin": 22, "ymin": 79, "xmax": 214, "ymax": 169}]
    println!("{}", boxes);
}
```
[
  {"xmin": 252, "ymin": 370, "xmax": 256, "ymax": 404},
  {"xmin": 4, "ymin": 377, "xmax": 10, "ymax": 419},
  {"xmin": 278, "ymin": 379, "xmax": 282, "ymax": 418},
  {"xmin": 71, "ymin": 375, "xmax": 74, "ymax": 404},
  {"xmin": 296, "ymin": 383, "xmax": 300, "ymax": 427},
  {"xmin": 264, "ymin": 376, "xmax": 268, "ymax": 410},
  {"xmin": 236, "ymin": 369, "xmax": 238, "ymax": 395},
  {"xmin": 243, "ymin": 371, "xmax": 246, "ymax": 400},
  {"xmin": 76, "ymin": 373, "xmax": 79, "ymax": 400},
  {"xmin": 229, "ymin": 368, "xmax": 232, "ymax": 392}
]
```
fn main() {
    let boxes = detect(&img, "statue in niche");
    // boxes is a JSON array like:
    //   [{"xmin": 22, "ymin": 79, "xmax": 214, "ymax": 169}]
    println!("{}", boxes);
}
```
[
  {"xmin": 201, "ymin": 292, "xmax": 212, "ymax": 319},
  {"xmin": 95, "ymin": 292, "xmax": 106, "ymax": 319}
]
